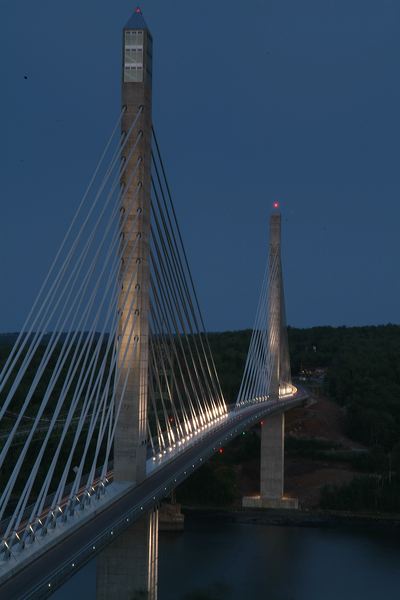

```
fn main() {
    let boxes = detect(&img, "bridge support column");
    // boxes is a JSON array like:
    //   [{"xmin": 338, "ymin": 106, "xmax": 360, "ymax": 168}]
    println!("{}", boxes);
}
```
[
  {"xmin": 243, "ymin": 207, "xmax": 298, "ymax": 510},
  {"xmin": 261, "ymin": 413, "xmax": 285, "ymax": 501},
  {"xmin": 114, "ymin": 10, "xmax": 153, "ymax": 486},
  {"xmin": 242, "ymin": 414, "xmax": 298, "ymax": 510},
  {"xmin": 96, "ymin": 509, "xmax": 158, "ymax": 600}
]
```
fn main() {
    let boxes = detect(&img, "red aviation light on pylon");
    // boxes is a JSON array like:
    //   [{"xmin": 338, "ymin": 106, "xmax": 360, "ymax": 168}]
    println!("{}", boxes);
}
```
[{"xmin": 273, "ymin": 201, "xmax": 279, "ymax": 209}]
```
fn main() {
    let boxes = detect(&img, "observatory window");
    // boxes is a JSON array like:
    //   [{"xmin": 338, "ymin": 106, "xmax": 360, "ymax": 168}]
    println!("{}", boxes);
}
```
[{"xmin": 124, "ymin": 30, "xmax": 144, "ymax": 83}]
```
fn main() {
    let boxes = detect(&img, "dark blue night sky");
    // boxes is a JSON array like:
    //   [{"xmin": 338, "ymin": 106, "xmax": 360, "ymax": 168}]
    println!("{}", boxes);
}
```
[{"xmin": 1, "ymin": 0, "xmax": 400, "ymax": 331}]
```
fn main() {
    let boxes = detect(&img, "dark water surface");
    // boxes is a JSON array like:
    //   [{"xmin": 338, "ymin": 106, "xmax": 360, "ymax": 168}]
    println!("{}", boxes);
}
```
[{"xmin": 54, "ymin": 515, "xmax": 400, "ymax": 599}]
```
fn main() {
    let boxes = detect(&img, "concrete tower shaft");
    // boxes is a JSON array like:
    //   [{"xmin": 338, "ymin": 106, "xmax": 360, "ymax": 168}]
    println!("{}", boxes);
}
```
[
  {"xmin": 267, "ymin": 211, "xmax": 282, "ymax": 400},
  {"xmin": 97, "ymin": 14, "xmax": 159, "ymax": 600},
  {"xmin": 114, "ymin": 12, "xmax": 153, "ymax": 484},
  {"xmin": 244, "ymin": 207, "xmax": 298, "ymax": 509}
]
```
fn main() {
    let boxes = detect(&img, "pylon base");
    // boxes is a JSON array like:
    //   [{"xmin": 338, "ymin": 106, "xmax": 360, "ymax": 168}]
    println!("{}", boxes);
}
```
[
  {"xmin": 242, "ymin": 495, "xmax": 299, "ymax": 510},
  {"xmin": 159, "ymin": 502, "xmax": 184, "ymax": 531}
]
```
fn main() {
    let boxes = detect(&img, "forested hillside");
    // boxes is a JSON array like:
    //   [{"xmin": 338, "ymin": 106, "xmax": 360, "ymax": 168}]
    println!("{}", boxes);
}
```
[
  {"xmin": 208, "ymin": 325, "xmax": 400, "ymax": 453},
  {"xmin": 2, "ymin": 325, "xmax": 399, "ymax": 450},
  {"xmin": 204, "ymin": 325, "xmax": 400, "ymax": 513},
  {"xmin": 2, "ymin": 325, "xmax": 400, "ymax": 512}
]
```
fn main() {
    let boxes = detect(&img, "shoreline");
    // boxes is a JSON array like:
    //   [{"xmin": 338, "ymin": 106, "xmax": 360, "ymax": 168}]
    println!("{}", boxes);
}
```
[{"xmin": 181, "ymin": 506, "xmax": 400, "ymax": 530}]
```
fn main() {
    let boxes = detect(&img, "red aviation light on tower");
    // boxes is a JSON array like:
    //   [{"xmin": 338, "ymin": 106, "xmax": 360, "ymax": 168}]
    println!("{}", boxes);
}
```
[
  {"xmin": 273, "ymin": 201, "xmax": 280, "ymax": 210},
  {"xmin": 135, "ymin": 6, "xmax": 142, "ymax": 14}
]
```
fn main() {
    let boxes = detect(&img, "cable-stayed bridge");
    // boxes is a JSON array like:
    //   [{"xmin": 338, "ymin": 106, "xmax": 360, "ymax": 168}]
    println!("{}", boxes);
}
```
[{"xmin": 0, "ymin": 9, "xmax": 308, "ymax": 600}]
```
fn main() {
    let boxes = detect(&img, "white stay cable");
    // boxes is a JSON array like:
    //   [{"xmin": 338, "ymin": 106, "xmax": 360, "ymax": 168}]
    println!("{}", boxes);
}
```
[
  {"xmin": 1, "ymin": 178, "xmax": 143, "ymax": 532},
  {"xmin": 12, "ymin": 231, "xmax": 127, "ymax": 539},
  {"xmin": 99, "ymin": 320, "xmax": 141, "ymax": 482},
  {"xmin": 149, "ymin": 308, "xmax": 189, "ymax": 440},
  {"xmin": 237, "ymin": 257, "xmax": 270, "ymax": 405},
  {"xmin": 251, "ymin": 254, "xmax": 280, "ymax": 402},
  {"xmin": 32, "ymin": 205, "xmax": 142, "ymax": 527},
  {"xmin": 149, "ymin": 341, "xmax": 175, "ymax": 448},
  {"xmin": 71, "ymin": 251, "xmax": 142, "ymax": 504},
  {"xmin": 150, "ymin": 270, "xmax": 199, "ymax": 432},
  {"xmin": 0, "ymin": 107, "xmax": 126, "ymax": 391},
  {"xmin": 151, "ymin": 224, "xmax": 209, "ymax": 426},
  {"xmin": 56, "ymin": 222, "xmax": 143, "ymax": 512},
  {"xmin": 0, "ymin": 109, "xmax": 143, "ymax": 407},
  {"xmin": 0, "ymin": 149, "xmax": 143, "ymax": 445},
  {"xmin": 149, "ymin": 329, "xmax": 184, "ymax": 442},
  {"xmin": 237, "ymin": 251, "xmax": 279, "ymax": 405},
  {"xmin": 151, "ymin": 193, "xmax": 219, "ymax": 422},
  {"xmin": 245, "ymin": 265, "xmax": 272, "ymax": 403},
  {"xmin": 254, "ymin": 255, "xmax": 280, "ymax": 401}
]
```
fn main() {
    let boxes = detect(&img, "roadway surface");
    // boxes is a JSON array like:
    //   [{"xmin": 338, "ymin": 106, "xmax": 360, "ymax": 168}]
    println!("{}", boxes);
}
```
[{"xmin": 0, "ymin": 392, "xmax": 308, "ymax": 599}]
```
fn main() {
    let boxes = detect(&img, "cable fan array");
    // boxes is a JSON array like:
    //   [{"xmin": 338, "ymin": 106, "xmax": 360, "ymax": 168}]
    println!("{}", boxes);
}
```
[
  {"xmin": 0, "ymin": 107, "xmax": 226, "ymax": 557},
  {"xmin": 148, "ymin": 131, "xmax": 226, "ymax": 460},
  {"xmin": 236, "ymin": 247, "xmax": 292, "ymax": 407}
]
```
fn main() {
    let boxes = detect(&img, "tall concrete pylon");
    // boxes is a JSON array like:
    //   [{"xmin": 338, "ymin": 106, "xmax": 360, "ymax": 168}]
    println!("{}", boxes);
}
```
[
  {"xmin": 267, "ymin": 210, "xmax": 281, "ymax": 400},
  {"xmin": 97, "ymin": 509, "xmax": 158, "ymax": 600},
  {"xmin": 114, "ymin": 8, "xmax": 153, "ymax": 486},
  {"xmin": 97, "ymin": 11, "xmax": 158, "ymax": 600},
  {"xmin": 243, "ymin": 206, "xmax": 298, "ymax": 509}
]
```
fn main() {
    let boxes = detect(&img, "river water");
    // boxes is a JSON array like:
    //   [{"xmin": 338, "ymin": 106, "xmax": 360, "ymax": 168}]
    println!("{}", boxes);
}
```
[{"xmin": 54, "ymin": 514, "xmax": 400, "ymax": 599}]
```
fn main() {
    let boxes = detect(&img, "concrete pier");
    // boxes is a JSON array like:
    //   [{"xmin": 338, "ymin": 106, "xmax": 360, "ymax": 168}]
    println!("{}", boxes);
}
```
[
  {"xmin": 159, "ymin": 501, "xmax": 185, "ymax": 532},
  {"xmin": 261, "ymin": 413, "xmax": 285, "ymax": 500},
  {"xmin": 96, "ymin": 509, "xmax": 158, "ymax": 600},
  {"xmin": 243, "ymin": 414, "xmax": 298, "ymax": 509}
]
